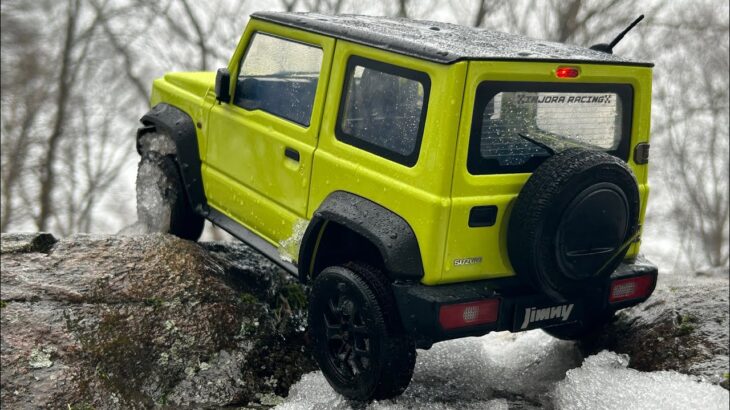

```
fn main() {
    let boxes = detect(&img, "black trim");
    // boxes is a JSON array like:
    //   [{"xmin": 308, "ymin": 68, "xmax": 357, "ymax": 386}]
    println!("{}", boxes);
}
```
[
  {"xmin": 335, "ymin": 56, "xmax": 431, "ymax": 167},
  {"xmin": 392, "ymin": 256, "xmax": 657, "ymax": 348},
  {"xmin": 284, "ymin": 147, "xmax": 300, "ymax": 162},
  {"xmin": 138, "ymin": 103, "xmax": 208, "ymax": 215},
  {"xmin": 298, "ymin": 191, "xmax": 424, "ymax": 282},
  {"xmin": 467, "ymin": 81, "xmax": 634, "ymax": 175},
  {"xmin": 208, "ymin": 208, "xmax": 298, "ymax": 275},
  {"xmin": 468, "ymin": 205, "xmax": 498, "ymax": 227},
  {"xmin": 634, "ymin": 142, "xmax": 650, "ymax": 165}
]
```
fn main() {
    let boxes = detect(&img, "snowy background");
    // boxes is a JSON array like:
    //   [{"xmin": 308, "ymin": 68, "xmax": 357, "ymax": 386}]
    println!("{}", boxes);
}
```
[{"xmin": 1, "ymin": 0, "xmax": 728, "ymax": 274}]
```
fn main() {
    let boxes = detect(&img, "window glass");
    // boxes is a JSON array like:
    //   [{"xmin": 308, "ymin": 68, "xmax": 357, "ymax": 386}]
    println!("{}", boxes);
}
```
[
  {"xmin": 235, "ymin": 33, "xmax": 322, "ymax": 126},
  {"xmin": 336, "ymin": 57, "xmax": 430, "ymax": 166},
  {"xmin": 468, "ymin": 83, "xmax": 632, "ymax": 174}
]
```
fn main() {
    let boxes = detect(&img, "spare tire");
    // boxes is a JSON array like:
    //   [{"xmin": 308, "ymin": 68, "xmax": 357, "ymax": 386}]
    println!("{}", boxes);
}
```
[{"xmin": 507, "ymin": 148, "xmax": 640, "ymax": 302}]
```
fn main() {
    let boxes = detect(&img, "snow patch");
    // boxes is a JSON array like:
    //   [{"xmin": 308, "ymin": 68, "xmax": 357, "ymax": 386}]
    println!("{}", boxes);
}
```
[
  {"xmin": 139, "ymin": 132, "xmax": 177, "ymax": 156},
  {"xmin": 278, "ymin": 219, "xmax": 308, "ymax": 264},
  {"xmin": 276, "ymin": 330, "xmax": 581, "ymax": 409},
  {"xmin": 120, "ymin": 133, "xmax": 178, "ymax": 235},
  {"xmin": 553, "ymin": 350, "xmax": 729, "ymax": 410}
]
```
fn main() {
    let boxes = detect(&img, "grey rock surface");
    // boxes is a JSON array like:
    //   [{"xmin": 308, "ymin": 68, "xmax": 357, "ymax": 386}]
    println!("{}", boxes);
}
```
[{"xmin": 0, "ymin": 233, "xmax": 314, "ymax": 409}]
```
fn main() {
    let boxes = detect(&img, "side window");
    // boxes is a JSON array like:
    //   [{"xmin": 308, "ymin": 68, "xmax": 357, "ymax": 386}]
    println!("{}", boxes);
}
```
[
  {"xmin": 336, "ymin": 56, "xmax": 430, "ymax": 167},
  {"xmin": 235, "ymin": 33, "xmax": 323, "ymax": 126}
]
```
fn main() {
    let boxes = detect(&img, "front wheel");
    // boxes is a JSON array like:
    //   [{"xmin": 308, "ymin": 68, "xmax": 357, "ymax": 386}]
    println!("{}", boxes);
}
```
[
  {"xmin": 135, "ymin": 132, "xmax": 204, "ymax": 241},
  {"xmin": 308, "ymin": 263, "xmax": 416, "ymax": 401}
]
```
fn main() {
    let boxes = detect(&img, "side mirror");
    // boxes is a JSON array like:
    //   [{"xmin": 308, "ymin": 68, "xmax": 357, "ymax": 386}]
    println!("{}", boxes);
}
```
[{"xmin": 214, "ymin": 68, "xmax": 231, "ymax": 103}]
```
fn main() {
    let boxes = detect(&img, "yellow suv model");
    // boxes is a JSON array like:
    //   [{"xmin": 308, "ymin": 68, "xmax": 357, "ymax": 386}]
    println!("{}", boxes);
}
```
[{"xmin": 135, "ymin": 12, "xmax": 658, "ymax": 401}]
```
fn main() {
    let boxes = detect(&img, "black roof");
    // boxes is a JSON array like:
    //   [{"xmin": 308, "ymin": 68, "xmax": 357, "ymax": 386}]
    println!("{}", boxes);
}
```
[{"xmin": 251, "ymin": 12, "xmax": 653, "ymax": 67}]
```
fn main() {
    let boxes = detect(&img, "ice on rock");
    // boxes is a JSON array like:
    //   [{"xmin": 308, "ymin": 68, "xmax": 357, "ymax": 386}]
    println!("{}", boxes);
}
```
[
  {"xmin": 553, "ymin": 350, "xmax": 729, "ymax": 410},
  {"xmin": 276, "ymin": 330, "xmax": 581, "ymax": 409},
  {"xmin": 276, "ymin": 330, "xmax": 728, "ymax": 409},
  {"xmin": 120, "ymin": 132, "xmax": 177, "ymax": 235},
  {"xmin": 139, "ymin": 132, "xmax": 177, "ymax": 156}
]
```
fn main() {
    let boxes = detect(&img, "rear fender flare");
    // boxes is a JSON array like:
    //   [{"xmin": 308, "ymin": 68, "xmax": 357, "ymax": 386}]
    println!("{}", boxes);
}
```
[{"xmin": 298, "ymin": 191, "xmax": 424, "ymax": 282}]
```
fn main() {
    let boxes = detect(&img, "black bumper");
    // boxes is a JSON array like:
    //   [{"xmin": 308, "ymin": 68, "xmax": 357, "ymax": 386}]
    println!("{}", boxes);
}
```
[{"xmin": 392, "ymin": 256, "xmax": 658, "ymax": 348}]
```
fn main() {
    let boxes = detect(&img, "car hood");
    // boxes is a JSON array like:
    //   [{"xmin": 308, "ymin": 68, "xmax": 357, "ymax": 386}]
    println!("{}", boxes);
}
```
[{"xmin": 163, "ymin": 71, "xmax": 216, "ymax": 98}]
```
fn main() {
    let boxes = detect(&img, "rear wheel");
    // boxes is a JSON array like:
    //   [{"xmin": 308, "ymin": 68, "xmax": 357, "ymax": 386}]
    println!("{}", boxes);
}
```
[
  {"xmin": 136, "ymin": 132, "xmax": 204, "ymax": 241},
  {"xmin": 308, "ymin": 263, "xmax": 416, "ymax": 401}
]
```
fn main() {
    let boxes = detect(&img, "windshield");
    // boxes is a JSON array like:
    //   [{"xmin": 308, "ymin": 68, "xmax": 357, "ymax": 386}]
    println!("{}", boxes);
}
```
[{"xmin": 467, "ymin": 82, "xmax": 633, "ymax": 175}]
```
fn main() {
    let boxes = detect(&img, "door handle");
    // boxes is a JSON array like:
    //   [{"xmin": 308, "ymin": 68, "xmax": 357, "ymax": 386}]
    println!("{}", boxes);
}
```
[{"xmin": 284, "ymin": 147, "xmax": 300, "ymax": 162}]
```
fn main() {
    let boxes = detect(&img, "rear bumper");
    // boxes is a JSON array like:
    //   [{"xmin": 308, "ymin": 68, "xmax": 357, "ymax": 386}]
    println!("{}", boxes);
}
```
[{"xmin": 392, "ymin": 256, "xmax": 658, "ymax": 348}]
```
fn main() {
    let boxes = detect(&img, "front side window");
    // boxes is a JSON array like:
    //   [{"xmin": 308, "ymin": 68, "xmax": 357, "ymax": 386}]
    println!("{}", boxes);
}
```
[
  {"xmin": 235, "ymin": 32, "xmax": 323, "ymax": 126},
  {"xmin": 467, "ymin": 82, "xmax": 633, "ymax": 174},
  {"xmin": 336, "ymin": 57, "xmax": 430, "ymax": 167}
]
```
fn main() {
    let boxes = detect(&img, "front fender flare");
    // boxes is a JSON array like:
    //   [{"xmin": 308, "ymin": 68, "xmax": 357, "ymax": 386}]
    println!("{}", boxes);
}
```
[
  {"xmin": 298, "ymin": 191, "xmax": 424, "ymax": 282},
  {"xmin": 137, "ymin": 103, "xmax": 207, "ymax": 215}
]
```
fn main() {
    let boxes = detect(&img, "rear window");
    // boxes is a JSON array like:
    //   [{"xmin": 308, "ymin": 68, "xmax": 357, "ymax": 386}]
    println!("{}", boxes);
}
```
[{"xmin": 467, "ymin": 82, "xmax": 633, "ymax": 175}]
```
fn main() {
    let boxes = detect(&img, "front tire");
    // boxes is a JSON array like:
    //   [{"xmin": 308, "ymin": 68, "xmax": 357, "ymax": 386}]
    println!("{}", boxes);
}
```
[
  {"xmin": 136, "ymin": 132, "xmax": 204, "ymax": 241},
  {"xmin": 308, "ymin": 263, "xmax": 416, "ymax": 401}
]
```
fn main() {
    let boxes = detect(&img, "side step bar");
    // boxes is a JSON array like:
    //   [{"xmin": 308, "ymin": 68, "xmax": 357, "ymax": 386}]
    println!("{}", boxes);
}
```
[{"xmin": 207, "ymin": 209, "xmax": 298, "ymax": 276}]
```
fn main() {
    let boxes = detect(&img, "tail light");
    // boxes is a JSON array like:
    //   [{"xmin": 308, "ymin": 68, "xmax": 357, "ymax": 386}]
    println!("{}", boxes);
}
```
[
  {"xmin": 555, "ymin": 66, "xmax": 580, "ymax": 78},
  {"xmin": 439, "ymin": 299, "xmax": 500, "ymax": 330},
  {"xmin": 609, "ymin": 275, "xmax": 654, "ymax": 303}
]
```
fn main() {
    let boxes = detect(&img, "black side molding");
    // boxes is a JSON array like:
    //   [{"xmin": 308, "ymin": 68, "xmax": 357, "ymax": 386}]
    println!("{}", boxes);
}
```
[
  {"xmin": 208, "ymin": 208, "xmax": 298, "ymax": 275},
  {"xmin": 137, "ymin": 103, "xmax": 208, "ymax": 216}
]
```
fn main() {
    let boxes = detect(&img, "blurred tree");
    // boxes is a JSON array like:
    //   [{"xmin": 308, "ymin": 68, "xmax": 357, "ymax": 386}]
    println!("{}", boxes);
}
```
[{"xmin": 1, "ymin": 0, "xmax": 727, "ymax": 269}]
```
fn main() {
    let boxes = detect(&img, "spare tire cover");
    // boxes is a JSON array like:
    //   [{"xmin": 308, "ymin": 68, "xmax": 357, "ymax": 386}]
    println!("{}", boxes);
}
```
[{"xmin": 507, "ymin": 148, "xmax": 640, "ymax": 302}]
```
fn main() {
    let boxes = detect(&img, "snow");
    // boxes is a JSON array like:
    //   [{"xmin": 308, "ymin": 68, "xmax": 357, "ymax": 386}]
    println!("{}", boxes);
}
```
[
  {"xmin": 275, "ymin": 330, "xmax": 729, "ymax": 410},
  {"xmin": 119, "ymin": 133, "xmax": 176, "ymax": 235},
  {"xmin": 554, "ymin": 351, "xmax": 729, "ymax": 410}
]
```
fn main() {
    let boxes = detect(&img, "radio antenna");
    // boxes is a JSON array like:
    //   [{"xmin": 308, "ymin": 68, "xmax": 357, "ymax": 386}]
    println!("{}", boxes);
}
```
[{"xmin": 590, "ymin": 15, "xmax": 644, "ymax": 54}]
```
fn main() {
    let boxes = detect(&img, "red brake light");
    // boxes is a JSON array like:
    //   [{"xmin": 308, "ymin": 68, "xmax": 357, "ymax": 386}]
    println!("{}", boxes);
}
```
[
  {"xmin": 439, "ymin": 299, "xmax": 500, "ymax": 330},
  {"xmin": 609, "ymin": 275, "xmax": 654, "ymax": 303},
  {"xmin": 556, "ymin": 66, "xmax": 580, "ymax": 78}
]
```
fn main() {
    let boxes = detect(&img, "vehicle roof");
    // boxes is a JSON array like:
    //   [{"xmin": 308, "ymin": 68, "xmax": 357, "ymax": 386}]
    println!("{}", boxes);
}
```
[{"xmin": 251, "ymin": 12, "xmax": 653, "ymax": 67}]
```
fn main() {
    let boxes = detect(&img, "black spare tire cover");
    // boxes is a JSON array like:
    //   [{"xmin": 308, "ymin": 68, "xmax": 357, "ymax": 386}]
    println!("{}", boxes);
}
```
[{"xmin": 507, "ymin": 148, "xmax": 640, "ymax": 302}]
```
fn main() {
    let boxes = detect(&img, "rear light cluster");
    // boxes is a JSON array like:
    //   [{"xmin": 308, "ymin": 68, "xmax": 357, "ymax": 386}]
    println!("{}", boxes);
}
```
[
  {"xmin": 439, "ymin": 299, "xmax": 500, "ymax": 330},
  {"xmin": 555, "ymin": 66, "xmax": 580, "ymax": 78},
  {"xmin": 609, "ymin": 275, "xmax": 654, "ymax": 303}
]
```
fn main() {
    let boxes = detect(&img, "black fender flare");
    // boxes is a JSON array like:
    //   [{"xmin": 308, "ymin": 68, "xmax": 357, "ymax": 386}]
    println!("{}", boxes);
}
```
[
  {"xmin": 298, "ymin": 191, "xmax": 424, "ymax": 282},
  {"xmin": 137, "ymin": 103, "xmax": 208, "ymax": 216}
]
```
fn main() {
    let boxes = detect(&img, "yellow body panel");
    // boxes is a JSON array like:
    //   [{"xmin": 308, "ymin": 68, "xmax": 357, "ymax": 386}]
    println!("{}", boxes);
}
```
[
  {"xmin": 442, "ymin": 61, "xmax": 653, "ymax": 284},
  {"xmin": 203, "ymin": 21, "xmax": 335, "ymax": 247},
  {"xmin": 309, "ymin": 41, "xmax": 467, "ymax": 285},
  {"xmin": 149, "ymin": 20, "xmax": 653, "ymax": 287}
]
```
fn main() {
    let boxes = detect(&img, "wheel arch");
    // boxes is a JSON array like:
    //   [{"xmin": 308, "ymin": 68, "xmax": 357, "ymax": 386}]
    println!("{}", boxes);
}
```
[
  {"xmin": 137, "ymin": 103, "xmax": 207, "ymax": 215},
  {"xmin": 298, "ymin": 191, "xmax": 424, "ymax": 283}
]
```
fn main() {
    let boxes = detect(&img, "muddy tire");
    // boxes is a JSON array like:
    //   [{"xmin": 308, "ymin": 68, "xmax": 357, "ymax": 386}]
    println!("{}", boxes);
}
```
[
  {"xmin": 136, "ymin": 133, "xmax": 204, "ymax": 241},
  {"xmin": 308, "ymin": 263, "xmax": 416, "ymax": 401}
]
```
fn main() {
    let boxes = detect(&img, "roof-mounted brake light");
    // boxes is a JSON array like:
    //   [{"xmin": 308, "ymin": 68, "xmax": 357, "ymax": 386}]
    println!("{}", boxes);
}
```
[{"xmin": 556, "ymin": 66, "xmax": 580, "ymax": 78}]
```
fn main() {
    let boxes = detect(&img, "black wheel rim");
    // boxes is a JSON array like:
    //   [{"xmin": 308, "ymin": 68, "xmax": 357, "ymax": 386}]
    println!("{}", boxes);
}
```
[{"xmin": 323, "ymin": 283, "xmax": 372, "ymax": 380}]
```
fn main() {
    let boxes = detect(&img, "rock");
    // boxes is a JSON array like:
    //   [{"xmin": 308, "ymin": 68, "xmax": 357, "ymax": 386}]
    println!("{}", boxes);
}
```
[
  {"xmin": 0, "ymin": 233, "xmax": 315, "ymax": 409},
  {"xmin": 581, "ymin": 274, "xmax": 729, "ymax": 389}
]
